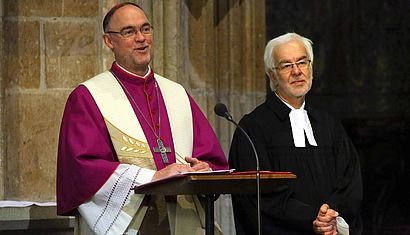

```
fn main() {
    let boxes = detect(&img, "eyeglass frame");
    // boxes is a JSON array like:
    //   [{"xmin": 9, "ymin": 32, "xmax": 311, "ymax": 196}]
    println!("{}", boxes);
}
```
[
  {"xmin": 105, "ymin": 23, "xmax": 153, "ymax": 38},
  {"xmin": 272, "ymin": 59, "xmax": 312, "ymax": 73}
]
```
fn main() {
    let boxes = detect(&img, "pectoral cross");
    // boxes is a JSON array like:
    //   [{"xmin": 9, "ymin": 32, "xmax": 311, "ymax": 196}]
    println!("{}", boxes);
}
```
[{"xmin": 153, "ymin": 138, "xmax": 171, "ymax": 164}]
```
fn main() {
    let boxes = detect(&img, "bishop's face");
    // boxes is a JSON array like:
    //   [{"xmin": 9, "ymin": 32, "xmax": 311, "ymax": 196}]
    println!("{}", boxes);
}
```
[
  {"xmin": 269, "ymin": 39, "xmax": 313, "ymax": 107},
  {"xmin": 103, "ymin": 5, "xmax": 153, "ymax": 76}
]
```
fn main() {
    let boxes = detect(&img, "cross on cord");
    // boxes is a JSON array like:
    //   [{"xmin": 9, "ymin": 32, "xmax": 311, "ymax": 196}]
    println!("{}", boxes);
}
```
[{"xmin": 153, "ymin": 138, "xmax": 171, "ymax": 164}]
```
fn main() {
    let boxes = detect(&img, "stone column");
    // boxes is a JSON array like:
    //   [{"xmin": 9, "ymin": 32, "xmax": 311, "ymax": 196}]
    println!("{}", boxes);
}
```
[
  {"xmin": 0, "ymin": 0, "xmax": 4, "ymax": 200},
  {"xmin": 167, "ymin": 1, "xmax": 266, "ymax": 234}
]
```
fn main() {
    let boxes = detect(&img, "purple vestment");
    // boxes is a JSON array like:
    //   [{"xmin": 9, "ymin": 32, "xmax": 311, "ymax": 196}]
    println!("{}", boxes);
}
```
[{"xmin": 57, "ymin": 62, "xmax": 228, "ymax": 216}]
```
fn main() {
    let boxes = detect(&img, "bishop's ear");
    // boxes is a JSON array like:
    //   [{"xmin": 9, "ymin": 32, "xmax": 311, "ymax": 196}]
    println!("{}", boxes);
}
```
[{"xmin": 103, "ymin": 34, "xmax": 114, "ymax": 50}]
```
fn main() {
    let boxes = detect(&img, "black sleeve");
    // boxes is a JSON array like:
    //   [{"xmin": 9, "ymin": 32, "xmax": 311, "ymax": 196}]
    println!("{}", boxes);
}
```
[
  {"xmin": 327, "ymin": 122, "xmax": 363, "ymax": 233},
  {"xmin": 229, "ymin": 116, "xmax": 318, "ymax": 233}
]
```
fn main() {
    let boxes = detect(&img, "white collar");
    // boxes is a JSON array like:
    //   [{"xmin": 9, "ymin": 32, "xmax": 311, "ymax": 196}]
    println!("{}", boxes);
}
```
[
  {"xmin": 275, "ymin": 93, "xmax": 317, "ymax": 147},
  {"xmin": 115, "ymin": 62, "xmax": 151, "ymax": 78}
]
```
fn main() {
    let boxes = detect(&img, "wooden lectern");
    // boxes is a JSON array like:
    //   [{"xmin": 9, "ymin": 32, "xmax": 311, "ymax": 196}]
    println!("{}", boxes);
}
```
[{"xmin": 134, "ymin": 171, "xmax": 296, "ymax": 235}]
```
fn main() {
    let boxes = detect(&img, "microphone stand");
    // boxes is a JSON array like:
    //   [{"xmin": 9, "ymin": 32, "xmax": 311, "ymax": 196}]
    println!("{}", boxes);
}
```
[
  {"xmin": 215, "ymin": 104, "xmax": 261, "ymax": 235},
  {"xmin": 230, "ymin": 120, "xmax": 261, "ymax": 235}
]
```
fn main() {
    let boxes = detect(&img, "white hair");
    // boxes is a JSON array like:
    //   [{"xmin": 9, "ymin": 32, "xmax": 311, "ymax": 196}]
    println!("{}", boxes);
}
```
[{"xmin": 264, "ymin": 33, "xmax": 314, "ymax": 91}]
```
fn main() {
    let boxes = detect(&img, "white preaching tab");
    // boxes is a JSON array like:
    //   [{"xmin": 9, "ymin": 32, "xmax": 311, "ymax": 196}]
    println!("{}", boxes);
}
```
[
  {"xmin": 289, "ymin": 108, "xmax": 317, "ymax": 147},
  {"xmin": 276, "ymin": 94, "xmax": 317, "ymax": 147}
]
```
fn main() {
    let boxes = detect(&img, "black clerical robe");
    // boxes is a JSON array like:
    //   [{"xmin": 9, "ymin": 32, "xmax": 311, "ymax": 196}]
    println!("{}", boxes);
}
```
[{"xmin": 229, "ymin": 92, "xmax": 362, "ymax": 235}]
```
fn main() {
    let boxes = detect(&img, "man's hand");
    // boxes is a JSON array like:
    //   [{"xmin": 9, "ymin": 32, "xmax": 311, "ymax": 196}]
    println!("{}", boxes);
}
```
[
  {"xmin": 185, "ymin": 156, "xmax": 211, "ymax": 172},
  {"xmin": 313, "ymin": 204, "xmax": 338, "ymax": 235},
  {"xmin": 152, "ymin": 163, "xmax": 193, "ymax": 181},
  {"xmin": 151, "ymin": 157, "xmax": 212, "ymax": 181}
]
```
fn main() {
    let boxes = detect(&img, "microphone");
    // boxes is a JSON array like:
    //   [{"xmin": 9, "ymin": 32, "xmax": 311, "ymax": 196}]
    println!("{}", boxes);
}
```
[
  {"xmin": 214, "ymin": 103, "xmax": 262, "ymax": 235},
  {"xmin": 214, "ymin": 103, "xmax": 234, "ymax": 122}
]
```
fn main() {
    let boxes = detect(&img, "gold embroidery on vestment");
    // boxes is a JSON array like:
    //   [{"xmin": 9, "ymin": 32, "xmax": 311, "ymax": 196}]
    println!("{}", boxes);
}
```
[{"xmin": 104, "ymin": 118, "xmax": 156, "ymax": 170}]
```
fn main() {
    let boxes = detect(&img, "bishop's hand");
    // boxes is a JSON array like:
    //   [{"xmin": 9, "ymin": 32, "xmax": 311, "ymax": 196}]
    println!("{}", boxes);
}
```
[
  {"xmin": 185, "ymin": 156, "xmax": 211, "ymax": 172},
  {"xmin": 151, "ymin": 163, "xmax": 193, "ymax": 181}
]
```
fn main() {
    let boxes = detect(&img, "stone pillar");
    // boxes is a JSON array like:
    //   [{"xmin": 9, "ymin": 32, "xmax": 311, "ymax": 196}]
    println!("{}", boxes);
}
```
[
  {"xmin": 178, "ymin": 1, "xmax": 266, "ymax": 234},
  {"xmin": 0, "ymin": 0, "xmax": 4, "ymax": 200}
]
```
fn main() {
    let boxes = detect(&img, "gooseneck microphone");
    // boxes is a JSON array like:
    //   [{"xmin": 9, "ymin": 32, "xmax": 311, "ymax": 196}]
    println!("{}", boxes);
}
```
[{"xmin": 214, "ymin": 103, "xmax": 261, "ymax": 235}]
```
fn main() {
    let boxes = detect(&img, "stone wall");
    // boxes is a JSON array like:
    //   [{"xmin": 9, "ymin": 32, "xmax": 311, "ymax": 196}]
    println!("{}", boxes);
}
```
[
  {"xmin": 2, "ymin": 0, "xmax": 100, "ymax": 202},
  {"xmin": 0, "ymin": 0, "xmax": 265, "ymax": 234}
]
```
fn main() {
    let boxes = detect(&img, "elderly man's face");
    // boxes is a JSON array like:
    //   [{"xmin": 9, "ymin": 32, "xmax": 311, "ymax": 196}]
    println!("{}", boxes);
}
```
[
  {"xmin": 269, "ymin": 39, "xmax": 313, "ymax": 106},
  {"xmin": 103, "ymin": 5, "xmax": 153, "ymax": 75}
]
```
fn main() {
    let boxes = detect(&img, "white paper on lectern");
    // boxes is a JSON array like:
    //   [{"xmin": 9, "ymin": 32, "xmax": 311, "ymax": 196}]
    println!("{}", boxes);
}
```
[{"xmin": 180, "ymin": 169, "xmax": 235, "ymax": 175}]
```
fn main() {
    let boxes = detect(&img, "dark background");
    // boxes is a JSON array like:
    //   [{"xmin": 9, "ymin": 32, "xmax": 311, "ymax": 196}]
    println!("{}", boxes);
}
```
[{"xmin": 266, "ymin": 1, "xmax": 410, "ymax": 234}]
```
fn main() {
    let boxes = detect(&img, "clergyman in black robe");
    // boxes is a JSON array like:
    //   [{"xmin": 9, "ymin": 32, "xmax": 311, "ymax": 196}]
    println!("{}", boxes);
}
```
[{"xmin": 229, "ymin": 32, "xmax": 362, "ymax": 235}]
